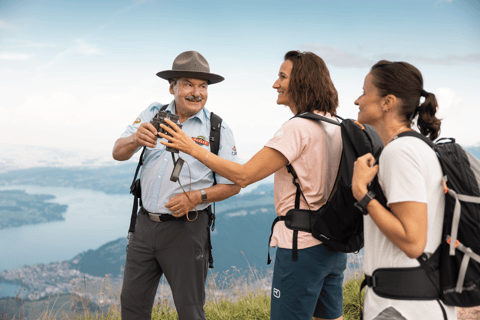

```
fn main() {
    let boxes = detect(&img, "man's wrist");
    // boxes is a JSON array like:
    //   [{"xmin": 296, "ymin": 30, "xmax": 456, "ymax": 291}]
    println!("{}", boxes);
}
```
[{"xmin": 200, "ymin": 189, "xmax": 208, "ymax": 204}]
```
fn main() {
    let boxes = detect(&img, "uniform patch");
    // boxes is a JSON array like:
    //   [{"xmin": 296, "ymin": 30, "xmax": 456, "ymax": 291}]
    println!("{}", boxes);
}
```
[
  {"xmin": 133, "ymin": 118, "xmax": 141, "ymax": 124},
  {"xmin": 192, "ymin": 136, "xmax": 210, "ymax": 146},
  {"xmin": 273, "ymin": 288, "xmax": 281, "ymax": 298}
]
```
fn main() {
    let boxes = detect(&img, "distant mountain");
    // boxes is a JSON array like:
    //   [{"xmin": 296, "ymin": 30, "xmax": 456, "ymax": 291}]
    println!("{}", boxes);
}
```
[
  {"xmin": 466, "ymin": 146, "xmax": 480, "ymax": 160},
  {"xmin": 0, "ymin": 190, "xmax": 68, "ymax": 229},
  {"xmin": 0, "ymin": 143, "xmax": 117, "ymax": 173},
  {"xmin": 0, "ymin": 163, "xmax": 137, "ymax": 195}
]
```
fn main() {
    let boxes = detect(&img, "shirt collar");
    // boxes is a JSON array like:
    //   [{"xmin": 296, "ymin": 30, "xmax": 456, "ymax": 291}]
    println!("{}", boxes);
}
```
[{"xmin": 166, "ymin": 100, "xmax": 209, "ymax": 124}]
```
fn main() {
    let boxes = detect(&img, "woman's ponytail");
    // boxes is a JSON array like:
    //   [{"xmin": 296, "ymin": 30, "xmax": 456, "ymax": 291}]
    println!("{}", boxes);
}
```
[{"xmin": 416, "ymin": 91, "xmax": 441, "ymax": 141}]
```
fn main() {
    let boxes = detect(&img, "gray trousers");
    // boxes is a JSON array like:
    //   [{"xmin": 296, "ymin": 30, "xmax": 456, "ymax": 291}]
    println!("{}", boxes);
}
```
[{"xmin": 121, "ymin": 208, "xmax": 210, "ymax": 320}]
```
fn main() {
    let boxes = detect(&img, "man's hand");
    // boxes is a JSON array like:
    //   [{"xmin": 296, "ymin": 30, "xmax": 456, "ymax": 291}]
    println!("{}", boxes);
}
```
[
  {"xmin": 135, "ymin": 122, "xmax": 159, "ymax": 149},
  {"xmin": 166, "ymin": 190, "xmax": 201, "ymax": 217}
]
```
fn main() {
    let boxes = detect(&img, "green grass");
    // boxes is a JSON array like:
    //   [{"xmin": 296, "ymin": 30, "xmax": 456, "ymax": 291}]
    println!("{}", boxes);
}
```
[{"xmin": 2, "ymin": 259, "xmax": 366, "ymax": 320}]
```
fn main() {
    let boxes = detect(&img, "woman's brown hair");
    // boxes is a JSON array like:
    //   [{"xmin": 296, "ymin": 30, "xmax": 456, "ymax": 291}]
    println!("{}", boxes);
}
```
[
  {"xmin": 284, "ymin": 51, "xmax": 338, "ymax": 116},
  {"xmin": 370, "ymin": 60, "xmax": 441, "ymax": 140}
]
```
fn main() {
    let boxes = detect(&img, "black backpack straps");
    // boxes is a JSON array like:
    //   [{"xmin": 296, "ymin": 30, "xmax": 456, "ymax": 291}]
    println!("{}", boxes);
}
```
[
  {"xmin": 285, "ymin": 164, "xmax": 309, "ymax": 262},
  {"xmin": 286, "ymin": 164, "xmax": 309, "ymax": 209},
  {"xmin": 209, "ymin": 112, "xmax": 222, "ymax": 185},
  {"xmin": 396, "ymin": 130, "xmax": 436, "ymax": 149},
  {"xmin": 128, "ymin": 146, "xmax": 146, "ymax": 233},
  {"xmin": 128, "ymin": 104, "xmax": 169, "ymax": 234},
  {"xmin": 294, "ymin": 112, "xmax": 341, "ymax": 126},
  {"xmin": 206, "ymin": 111, "xmax": 222, "ymax": 268}
]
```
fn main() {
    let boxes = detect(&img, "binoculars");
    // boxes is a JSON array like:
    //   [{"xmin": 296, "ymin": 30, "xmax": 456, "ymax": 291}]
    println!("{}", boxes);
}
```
[{"xmin": 150, "ymin": 111, "xmax": 182, "ymax": 153}]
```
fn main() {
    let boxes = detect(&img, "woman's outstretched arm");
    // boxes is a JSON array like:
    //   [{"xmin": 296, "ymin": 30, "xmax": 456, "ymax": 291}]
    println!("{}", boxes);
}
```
[{"xmin": 159, "ymin": 119, "xmax": 288, "ymax": 188}]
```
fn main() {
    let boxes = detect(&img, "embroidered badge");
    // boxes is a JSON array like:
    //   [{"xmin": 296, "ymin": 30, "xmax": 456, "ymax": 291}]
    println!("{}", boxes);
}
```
[
  {"xmin": 133, "ymin": 118, "xmax": 141, "ymax": 124},
  {"xmin": 232, "ymin": 146, "xmax": 237, "ymax": 156},
  {"xmin": 192, "ymin": 136, "xmax": 210, "ymax": 146},
  {"xmin": 273, "ymin": 288, "xmax": 281, "ymax": 298}
]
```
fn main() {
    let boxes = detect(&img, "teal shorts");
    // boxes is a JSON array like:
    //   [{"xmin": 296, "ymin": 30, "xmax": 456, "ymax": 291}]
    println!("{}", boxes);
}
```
[{"xmin": 270, "ymin": 244, "xmax": 347, "ymax": 320}]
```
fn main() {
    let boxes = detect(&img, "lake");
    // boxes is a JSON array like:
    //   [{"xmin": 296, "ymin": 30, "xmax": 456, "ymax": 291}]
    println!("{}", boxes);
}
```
[{"xmin": 0, "ymin": 185, "xmax": 132, "ymax": 272}]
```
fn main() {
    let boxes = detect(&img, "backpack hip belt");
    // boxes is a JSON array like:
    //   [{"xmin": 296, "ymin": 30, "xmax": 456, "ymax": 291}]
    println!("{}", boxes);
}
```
[{"xmin": 361, "ymin": 266, "xmax": 440, "ymax": 300}]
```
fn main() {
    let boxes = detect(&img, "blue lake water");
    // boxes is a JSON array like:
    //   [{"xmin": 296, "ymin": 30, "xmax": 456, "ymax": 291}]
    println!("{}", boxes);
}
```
[
  {"xmin": 0, "ymin": 183, "xmax": 262, "ymax": 272},
  {"xmin": 0, "ymin": 185, "xmax": 132, "ymax": 272},
  {"xmin": 0, "ymin": 283, "xmax": 24, "ymax": 298}
]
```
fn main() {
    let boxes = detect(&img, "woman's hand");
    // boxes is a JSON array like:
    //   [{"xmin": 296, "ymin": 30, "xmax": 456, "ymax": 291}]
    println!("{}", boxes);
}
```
[
  {"xmin": 352, "ymin": 153, "xmax": 379, "ymax": 201},
  {"xmin": 158, "ymin": 119, "xmax": 197, "ymax": 155}
]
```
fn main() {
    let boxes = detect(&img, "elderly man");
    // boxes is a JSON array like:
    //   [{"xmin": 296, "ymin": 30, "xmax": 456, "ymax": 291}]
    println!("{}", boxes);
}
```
[{"xmin": 112, "ymin": 51, "xmax": 240, "ymax": 320}]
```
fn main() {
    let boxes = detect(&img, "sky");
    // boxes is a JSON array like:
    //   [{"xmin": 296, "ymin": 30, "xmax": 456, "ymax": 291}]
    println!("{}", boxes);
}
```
[{"xmin": 1, "ymin": 0, "xmax": 479, "ymax": 165}]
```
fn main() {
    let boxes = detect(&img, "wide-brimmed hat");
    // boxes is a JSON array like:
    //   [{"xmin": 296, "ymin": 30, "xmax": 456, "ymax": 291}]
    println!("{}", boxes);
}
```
[{"xmin": 156, "ymin": 51, "xmax": 224, "ymax": 84}]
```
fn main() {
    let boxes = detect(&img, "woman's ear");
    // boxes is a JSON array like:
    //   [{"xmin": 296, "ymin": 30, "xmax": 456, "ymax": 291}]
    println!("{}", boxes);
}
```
[{"xmin": 381, "ymin": 94, "xmax": 398, "ymax": 112}]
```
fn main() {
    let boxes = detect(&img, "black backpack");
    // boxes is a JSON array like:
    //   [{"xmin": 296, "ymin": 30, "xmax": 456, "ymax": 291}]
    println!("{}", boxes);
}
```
[
  {"xmin": 128, "ymin": 104, "xmax": 223, "ymax": 268},
  {"xmin": 359, "ymin": 131, "xmax": 480, "ymax": 320},
  {"xmin": 267, "ymin": 112, "xmax": 385, "ymax": 264}
]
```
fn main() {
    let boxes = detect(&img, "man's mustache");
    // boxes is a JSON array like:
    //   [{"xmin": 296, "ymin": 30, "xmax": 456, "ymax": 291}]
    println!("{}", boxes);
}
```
[{"xmin": 185, "ymin": 95, "xmax": 202, "ymax": 102}]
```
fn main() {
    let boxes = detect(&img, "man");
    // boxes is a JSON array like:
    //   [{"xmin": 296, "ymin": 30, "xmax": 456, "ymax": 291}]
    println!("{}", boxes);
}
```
[{"xmin": 112, "ymin": 51, "xmax": 241, "ymax": 320}]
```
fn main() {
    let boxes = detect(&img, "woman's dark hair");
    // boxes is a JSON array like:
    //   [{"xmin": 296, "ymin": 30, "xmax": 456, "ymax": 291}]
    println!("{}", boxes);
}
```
[
  {"xmin": 284, "ymin": 51, "xmax": 338, "ymax": 116},
  {"xmin": 370, "ymin": 60, "xmax": 441, "ymax": 140}
]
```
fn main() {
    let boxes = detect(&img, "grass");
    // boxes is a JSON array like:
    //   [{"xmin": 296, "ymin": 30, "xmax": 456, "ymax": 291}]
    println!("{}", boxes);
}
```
[{"xmin": 1, "ymin": 256, "xmax": 366, "ymax": 320}]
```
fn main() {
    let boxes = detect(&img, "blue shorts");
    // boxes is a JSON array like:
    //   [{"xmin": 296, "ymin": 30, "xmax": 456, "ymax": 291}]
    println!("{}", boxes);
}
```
[{"xmin": 270, "ymin": 244, "xmax": 347, "ymax": 320}]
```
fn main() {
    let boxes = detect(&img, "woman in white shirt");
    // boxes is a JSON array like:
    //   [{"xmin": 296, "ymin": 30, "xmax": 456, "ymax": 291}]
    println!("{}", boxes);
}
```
[{"xmin": 351, "ymin": 60, "xmax": 456, "ymax": 319}]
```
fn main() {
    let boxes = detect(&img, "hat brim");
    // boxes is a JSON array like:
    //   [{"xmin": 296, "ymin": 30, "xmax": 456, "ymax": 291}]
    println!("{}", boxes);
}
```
[{"xmin": 156, "ymin": 70, "xmax": 224, "ymax": 85}]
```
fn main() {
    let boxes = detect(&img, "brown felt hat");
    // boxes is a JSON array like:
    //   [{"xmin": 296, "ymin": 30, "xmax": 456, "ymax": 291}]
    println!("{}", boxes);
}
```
[{"xmin": 156, "ymin": 51, "xmax": 224, "ymax": 84}]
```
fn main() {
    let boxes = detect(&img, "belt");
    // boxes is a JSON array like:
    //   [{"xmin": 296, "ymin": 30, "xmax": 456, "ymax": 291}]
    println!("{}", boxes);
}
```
[{"xmin": 140, "ymin": 207, "xmax": 208, "ymax": 222}]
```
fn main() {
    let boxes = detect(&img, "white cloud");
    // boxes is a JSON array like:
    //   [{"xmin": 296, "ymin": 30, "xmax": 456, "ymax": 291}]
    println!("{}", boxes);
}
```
[
  {"xmin": 435, "ymin": 0, "xmax": 454, "ymax": 7},
  {"xmin": 74, "ymin": 38, "xmax": 102, "ymax": 55},
  {"xmin": 0, "ymin": 52, "xmax": 34, "ymax": 61},
  {"xmin": 38, "ymin": 38, "xmax": 101, "ymax": 70},
  {"xmin": 434, "ymin": 88, "xmax": 480, "ymax": 147},
  {"xmin": 300, "ymin": 43, "xmax": 479, "ymax": 69},
  {"xmin": 436, "ymin": 88, "xmax": 464, "ymax": 118},
  {"xmin": 301, "ymin": 43, "xmax": 373, "ymax": 69},
  {"xmin": 0, "ymin": 19, "xmax": 9, "ymax": 29}
]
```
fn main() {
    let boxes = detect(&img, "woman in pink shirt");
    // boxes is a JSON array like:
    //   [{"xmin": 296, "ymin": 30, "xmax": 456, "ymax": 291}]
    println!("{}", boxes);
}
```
[{"xmin": 160, "ymin": 51, "xmax": 345, "ymax": 320}]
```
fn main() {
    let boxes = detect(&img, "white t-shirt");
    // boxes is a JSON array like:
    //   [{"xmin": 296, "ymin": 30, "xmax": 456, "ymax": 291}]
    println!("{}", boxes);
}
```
[{"xmin": 363, "ymin": 136, "xmax": 457, "ymax": 320}]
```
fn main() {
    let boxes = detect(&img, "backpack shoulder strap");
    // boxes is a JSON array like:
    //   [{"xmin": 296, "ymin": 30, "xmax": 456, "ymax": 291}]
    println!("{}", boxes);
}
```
[
  {"xmin": 209, "ymin": 112, "xmax": 222, "ymax": 185},
  {"xmin": 209, "ymin": 112, "xmax": 222, "ymax": 156},
  {"xmin": 286, "ymin": 112, "xmax": 340, "ymax": 209},
  {"xmin": 128, "ymin": 103, "xmax": 168, "ymax": 234},
  {"xmin": 396, "ymin": 130, "xmax": 436, "ymax": 149},
  {"xmin": 294, "ymin": 112, "xmax": 341, "ymax": 126}
]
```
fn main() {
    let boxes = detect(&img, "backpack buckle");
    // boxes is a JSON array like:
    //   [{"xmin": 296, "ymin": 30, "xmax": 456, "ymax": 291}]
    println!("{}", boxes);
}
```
[{"xmin": 447, "ymin": 237, "xmax": 460, "ymax": 248}]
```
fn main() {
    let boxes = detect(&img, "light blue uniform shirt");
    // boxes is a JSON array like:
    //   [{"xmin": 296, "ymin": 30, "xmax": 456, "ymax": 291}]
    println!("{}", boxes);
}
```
[{"xmin": 120, "ymin": 100, "xmax": 238, "ymax": 214}]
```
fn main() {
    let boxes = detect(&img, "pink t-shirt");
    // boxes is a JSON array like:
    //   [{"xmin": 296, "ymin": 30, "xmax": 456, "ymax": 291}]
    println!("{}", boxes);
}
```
[{"xmin": 265, "ymin": 111, "xmax": 342, "ymax": 250}]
